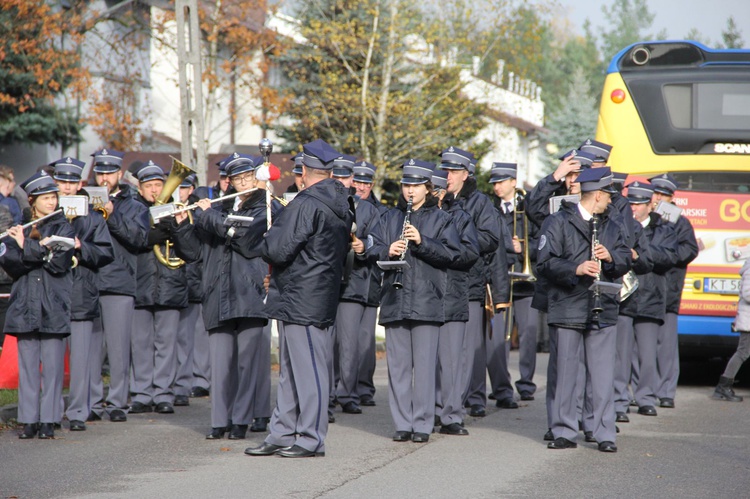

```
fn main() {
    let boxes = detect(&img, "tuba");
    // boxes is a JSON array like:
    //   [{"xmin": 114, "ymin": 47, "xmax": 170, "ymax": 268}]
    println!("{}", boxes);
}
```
[{"xmin": 153, "ymin": 157, "xmax": 195, "ymax": 269}]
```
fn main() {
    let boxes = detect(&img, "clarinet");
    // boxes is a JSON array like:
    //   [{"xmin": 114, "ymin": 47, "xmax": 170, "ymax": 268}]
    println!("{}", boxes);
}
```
[
  {"xmin": 590, "ymin": 215, "xmax": 604, "ymax": 322},
  {"xmin": 392, "ymin": 196, "xmax": 413, "ymax": 289}
]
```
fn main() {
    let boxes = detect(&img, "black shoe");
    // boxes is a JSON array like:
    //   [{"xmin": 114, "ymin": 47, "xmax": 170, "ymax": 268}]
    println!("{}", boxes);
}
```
[
  {"xmin": 638, "ymin": 405, "xmax": 657, "ymax": 416},
  {"xmin": 206, "ymin": 427, "xmax": 228, "ymax": 439},
  {"xmin": 190, "ymin": 386, "xmax": 210, "ymax": 398},
  {"xmin": 629, "ymin": 399, "xmax": 638, "ymax": 406},
  {"xmin": 109, "ymin": 409, "xmax": 127, "ymax": 422},
  {"xmin": 469, "ymin": 405, "xmax": 486, "ymax": 417},
  {"xmin": 496, "ymin": 397, "xmax": 519, "ymax": 409},
  {"xmin": 19, "ymin": 423, "xmax": 38, "ymax": 439},
  {"xmin": 342, "ymin": 401, "xmax": 362, "ymax": 414},
  {"xmin": 69, "ymin": 420, "xmax": 86, "ymax": 431},
  {"xmin": 488, "ymin": 393, "xmax": 497, "ymax": 400},
  {"xmin": 245, "ymin": 442, "xmax": 287, "ymax": 456},
  {"xmin": 86, "ymin": 412, "xmax": 102, "ymax": 422},
  {"xmin": 360, "ymin": 396, "xmax": 376, "ymax": 407},
  {"xmin": 547, "ymin": 437, "xmax": 577, "ymax": 449},
  {"xmin": 129, "ymin": 402, "xmax": 153, "ymax": 414},
  {"xmin": 543, "ymin": 429, "xmax": 554, "ymax": 441},
  {"xmin": 616, "ymin": 412, "xmax": 630, "ymax": 423},
  {"xmin": 393, "ymin": 431, "xmax": 412, "ymax": 442},
  {"xmin": 174, "ymin": 395, "xmax": 190, "ymax": 407},
  {"xmin": 616, "ymin": 425, "xmax": 620, "ymax": 433},
  {"xmin": 584, "ymin": 431, "xmax": 596, "ymax": 443},
  {"xmin": 328, "ymin": 412, "xmax": 336, "ymax": 424},
  {"xmin": 38, "ymin": 423, "xmax": 55, "ymax": 439},
  {"xmin": 277, "ymin": 444, "xmax": 324, "ymax": 458},
  {"xmin": 439, "ymin": 423, "xmax": 469, "ymax": 436},
  {"xmin": 228, "ymin": 424, "xmax": 248, "ymax": 440},
  {"xmin": 659, "ymin": 398, "xmax": 675, "ymax": 408},
  {"xmin": 250, "ymin": 417, "xmax": 269, "ymax": 433},
  {"xmin": 411, "ymin": 432, "xmax": 430, "ymax": 443},
  {"xmin": 155, "ymin": 402, "xmax": 175, "ymax": 414},
  {"xmin": 598, "ymin": 441, "xmax": 617, "ymax": 453},
  {"xmin": 519, "ymin": 392, "xmax": 535, "ymax": 401}
]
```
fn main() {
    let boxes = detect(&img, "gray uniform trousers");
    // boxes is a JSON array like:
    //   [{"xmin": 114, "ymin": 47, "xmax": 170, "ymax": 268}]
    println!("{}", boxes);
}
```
[
  {"xmin": 386, "ymin": 321, "xmax": 439, "ymax": 434},
  {"xmin": 435, "ymin": 321, "xmax": 466, "ymax": 425},
  {"xmin": 174, "ymin": 303, "xmax": 199, "ymax": 397},
  {"xmin": 545, "ymin": 326, "xmax": 558, "ymax": 429},
  {"xmin": 65, "ymin": 321, "xmax": 94, "ymax": 422},
  {"xmin": 265, "ymin": 322, "xmax": 330, "ymax": 453},
  {"xmin": 462, "ymin": 301, "xmax": 487, "ymax": 408},
  {"xmin": 487, "ymin": 311, "xmax": 514, "ymax": 401},
  {"xmin": 633, "ymin": 319, "xmax": 660, "ymax": 407},
  {"xmin": 552, "ymin": 326, "xmax": 617, "ymax": 443},
  {"xmin": 209, "ymin": 318, "xmax": 267, "ymax": 427},
  {"xmin": 514, "ymin": 297, "xmax": 538, "ymax": 396},
  {"xmin": 356, "ymin": 306, "xmax": 378, "ymax": 401},
  {"xmin": 91, "ymin": 294, "xmax": 133, "ymax": 415},
  {"xmin": 656, "ymin": 312, "xmax": 680, "ymax": 400},
  {"xmin": 191, "ymin": 304, "xmax": 210, "ymax": 391},
  {"xmin": 17, "ymin": 334, "xmax": 65, "ymax": 424},
  {"xmin": 251, "ymin": 322, "xmax": 272, "ymax": 419},
  {"xmin": 334, "ymin": 301, "xmax": 367, "ymax": 405},
  {"xmin": 614, "ymin": 314, "xmax": 635, "ymax": 414},
  {"xmin": 130, "ymin": 307, "xmax": 179, "ymax": 405}
]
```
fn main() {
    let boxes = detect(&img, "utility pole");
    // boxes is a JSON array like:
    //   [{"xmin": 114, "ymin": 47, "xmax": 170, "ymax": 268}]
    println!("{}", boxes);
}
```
[{"xmin": 176, "ymin": 0, "xmax": 207, "ymax": 185}]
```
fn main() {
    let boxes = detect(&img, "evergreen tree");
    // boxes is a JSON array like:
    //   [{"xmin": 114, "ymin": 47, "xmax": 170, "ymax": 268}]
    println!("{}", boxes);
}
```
[
  {"xmin": 540, "ymin": 67, "xmax": 597, "ymax": 173},
  {"xmin": 599, "ymin": 0, "xmax": 655, "ymax": 62},
  {"xmin": 720, "ymin": 16, "xmax": 744, "ymax": 49},
  {"xmin": 0, "ymin": 1, "xmax": 85, "ymax": 147},
  {"xmin": 685, "ymin": 28, "xmax": 711, "ymax": 46}
]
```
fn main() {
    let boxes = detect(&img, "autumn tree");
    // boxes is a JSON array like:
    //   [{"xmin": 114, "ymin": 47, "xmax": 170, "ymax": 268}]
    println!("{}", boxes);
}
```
[
  {"xmin": 152, "ymin": 0, "xmax": 287, "ymax": 151},
  {"xmin": 273, "ymin": 0, "xmax": 506, "ymax": 193},
  {"xmin": 0, "ymin": 1, "xmax": 90, "ymax": 148}
]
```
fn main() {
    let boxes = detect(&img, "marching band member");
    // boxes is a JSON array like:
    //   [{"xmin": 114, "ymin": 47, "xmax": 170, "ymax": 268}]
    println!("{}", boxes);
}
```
[
  {"xmin": 174, "ymin": 174, "xmax": 202, "ymax": 407},
  {"xmin": 648, "ymin": 174, "xmax": 699, "ymax": 409},
  {"xmin": 538, "ymin": 167, "xmax": 630, "ymax": 453},
  {"xmin": 129, "ymin": 161, "xmax": 190, "ymax": 416},
  {"xmin": 625, "ymin": 181, "xmax": 678, "ymax": 418},
  {"xmin": 51, "ymin": 158, "xmax": 115, "ymax": 431},
  {"xmin": 2, "ymin": 172, "xmax": 75, "ymax": 439},
  {"xmin": 372, "ymin": 159, "xmax": 461, "ymax": 443},
  {"xmin": 431, "ymin": 168, "xmax": 480, "ymax": 435},
  {"xmin": 489, "ymin": 162, "xmax": 539, "ymax": 406},
  {"xmin": 246, "ymin": 139, "xmax": 353, "ymax": 458},
  {"xmin": 89, "ymin": 149, "xmax": 150, "ymax": 423},
  {"xmin": 439, "ymin": 147, "xmax": 501, "ymax": 419},
  {"xmin": 174, "ymin": 153, "xmax": 281, "ymax": 440},
  {"xmin": 331, "ymin": 156, "xmax": 382, "ymax": 416},
  {"xmin": 351, "ymin": 161, "xmax": 388, "ymax": 406}
]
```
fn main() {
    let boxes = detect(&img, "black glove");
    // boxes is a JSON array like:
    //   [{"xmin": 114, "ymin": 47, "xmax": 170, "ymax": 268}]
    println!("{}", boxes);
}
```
[{"xmin": 147, "ymin": 223, "xmax": 171, "ymax": 246}]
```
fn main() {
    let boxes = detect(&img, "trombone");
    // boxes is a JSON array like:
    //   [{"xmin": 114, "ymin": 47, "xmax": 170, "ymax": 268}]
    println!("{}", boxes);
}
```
[{"xmin": 505, "ymin": 187, "xmax": 536, "ymax": 341}]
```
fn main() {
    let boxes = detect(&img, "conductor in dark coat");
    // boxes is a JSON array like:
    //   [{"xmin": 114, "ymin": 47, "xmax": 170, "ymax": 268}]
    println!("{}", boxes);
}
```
[{"xmin": 245, "ymin": 139, "xmax": 353, "ymax": 458}]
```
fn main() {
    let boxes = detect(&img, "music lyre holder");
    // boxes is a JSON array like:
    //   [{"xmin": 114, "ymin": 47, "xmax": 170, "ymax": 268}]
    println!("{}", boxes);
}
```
[
  {"xmin": 376, "ymin": 260, "xmax": 410, "ymax": 271},
  {"xmin": 588, "ymin": 280, "xmax": 623, "ymax": 295}
]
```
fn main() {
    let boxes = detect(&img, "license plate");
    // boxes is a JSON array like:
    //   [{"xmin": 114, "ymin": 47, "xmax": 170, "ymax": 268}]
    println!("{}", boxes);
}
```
[{"xmin": 703, "ymin": 278, "xmax": 741, "ymax": 295}]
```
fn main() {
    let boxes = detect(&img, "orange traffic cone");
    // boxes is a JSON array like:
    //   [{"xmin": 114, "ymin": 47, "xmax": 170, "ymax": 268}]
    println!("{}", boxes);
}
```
[{"xmin": 0, "ymin": 335, "xmax": 19, "ymax": 389}]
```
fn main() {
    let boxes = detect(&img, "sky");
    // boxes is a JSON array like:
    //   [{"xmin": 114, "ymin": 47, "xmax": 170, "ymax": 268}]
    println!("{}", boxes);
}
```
[{"xmin": 551, "ymin": 0, "xmax": 749, "ymax": 48}]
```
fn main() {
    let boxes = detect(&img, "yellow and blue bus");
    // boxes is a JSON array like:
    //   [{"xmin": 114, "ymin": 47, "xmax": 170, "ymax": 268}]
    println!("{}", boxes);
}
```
[{"xmin": 596, "ymin": 40, "xmax": 750, "ymax": 357}]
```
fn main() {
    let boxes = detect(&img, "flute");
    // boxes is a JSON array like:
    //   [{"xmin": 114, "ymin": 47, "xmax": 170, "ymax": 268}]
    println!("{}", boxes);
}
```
[{"xmin": 0, "ymin": 209, "xmax": 63, "ymax": 240}]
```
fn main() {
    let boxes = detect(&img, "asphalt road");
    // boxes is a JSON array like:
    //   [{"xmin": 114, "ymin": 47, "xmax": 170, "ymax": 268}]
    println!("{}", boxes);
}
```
[{"xmin": 1, "ymin": 352, "xmax": 749, "ymax": 498}]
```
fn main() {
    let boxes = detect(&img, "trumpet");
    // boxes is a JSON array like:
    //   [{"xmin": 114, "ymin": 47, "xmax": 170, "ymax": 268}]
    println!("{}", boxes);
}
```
[{"xmin": 392, "ymin": 196, "xmax": 413, "ymax": 289}]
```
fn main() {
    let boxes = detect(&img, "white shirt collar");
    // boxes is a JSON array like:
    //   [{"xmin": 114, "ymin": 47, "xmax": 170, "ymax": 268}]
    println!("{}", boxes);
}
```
[
  {"xmin": 233, "ymin": 196, "xmax": 242, "ymax": 212},
  {"xmin": 577, "ymin": 203, "xmax": 593, "ymax": 221},
  {"xmin": 640, "ymin": 215, "xmax": 650, "ymax": 228}
]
